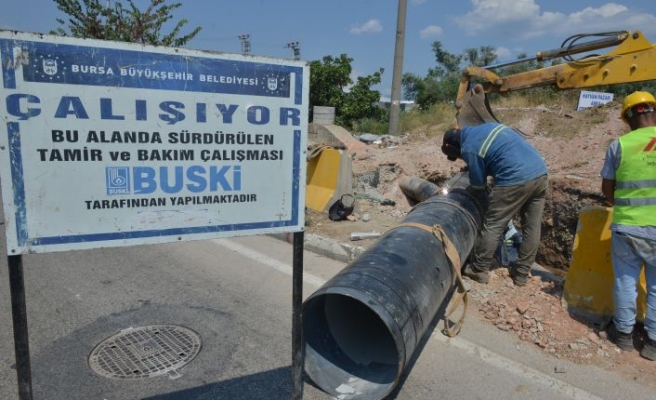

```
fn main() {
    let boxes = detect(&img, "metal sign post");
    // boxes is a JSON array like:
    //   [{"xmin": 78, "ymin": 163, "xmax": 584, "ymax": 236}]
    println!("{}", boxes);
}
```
[
  {"xmin": 8, "ymin": 255, "xmax": 33, "ymax": 400},
  {"xmin": 291, "ymin": 231, "xmax": 305, "ymax": 399}
]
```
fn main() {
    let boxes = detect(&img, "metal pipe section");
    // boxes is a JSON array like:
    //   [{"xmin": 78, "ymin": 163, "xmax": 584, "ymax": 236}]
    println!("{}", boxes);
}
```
[
  {"xmin": 398, "ymin": 176, "xmax": 441, "ymax": 204},
  {"xmin": 303, "ymin": 176, "xmax": 484, "ymax": 400}
]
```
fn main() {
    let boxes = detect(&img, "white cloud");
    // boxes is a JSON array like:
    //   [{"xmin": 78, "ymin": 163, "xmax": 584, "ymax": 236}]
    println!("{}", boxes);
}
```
[
  {"xmin": 495, "ymin": 46, "xmax": 512, "ymax": 59},
  {"xmin": 569, "ymin": 3, "xmax": 627, "ymax": 22},
  {"xmin": 453, "ymin": 1, "xmax": 656, "ymax": 42},
  {"xmin": 625, "ymin": 13, "xmax": 656, "ymax": 32},
  {"xmin": 456, "ymin": 0, "xmax": 540, "ymax": 32},
  {"xmin": 349, "ymin": 19, "xmax": 383, "ymax": 35},
  {"xmin": 420, "ymin": 25, "xmax": 443, "ymax": 39}
]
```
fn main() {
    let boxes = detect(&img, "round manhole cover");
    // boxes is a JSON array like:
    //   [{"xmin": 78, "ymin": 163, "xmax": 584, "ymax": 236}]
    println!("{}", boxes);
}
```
[{"xmin": 88, "ymin": 325, "xmax": 202, "ymax": 379}]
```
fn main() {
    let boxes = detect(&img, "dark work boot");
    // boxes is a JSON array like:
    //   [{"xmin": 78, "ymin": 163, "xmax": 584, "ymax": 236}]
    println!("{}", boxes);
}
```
[
  {"xmin": 640, "ymin": 337, "xmax": 656, "ymax": 361},
  {"xmin": 509, "ymin": 267, "xmax": 528, "ymax": 287},
  {"xmin": 462, "ymin": 264, "xmax": 489, "ymax": 284},
  {"xmin": 607, "ymin": 323, "xmax": 634, "ymax": 351}
]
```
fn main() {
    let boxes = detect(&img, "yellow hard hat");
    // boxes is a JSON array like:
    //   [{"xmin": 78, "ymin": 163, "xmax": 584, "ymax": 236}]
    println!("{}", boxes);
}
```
[{"xmin": 621, "ymin": 91, "xmax": 656, "ymax": 123}]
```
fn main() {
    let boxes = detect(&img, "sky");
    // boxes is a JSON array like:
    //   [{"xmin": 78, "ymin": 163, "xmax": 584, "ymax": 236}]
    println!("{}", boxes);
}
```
[{"xmin": 1, "ymin": 0, "xmax": 655, "ymax": 99}]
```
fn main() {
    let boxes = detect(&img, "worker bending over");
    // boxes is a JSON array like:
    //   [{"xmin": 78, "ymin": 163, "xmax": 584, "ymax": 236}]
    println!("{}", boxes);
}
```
[{"xmin": 441, "ymin": 123, "xmax": 548, "ymax": 286}]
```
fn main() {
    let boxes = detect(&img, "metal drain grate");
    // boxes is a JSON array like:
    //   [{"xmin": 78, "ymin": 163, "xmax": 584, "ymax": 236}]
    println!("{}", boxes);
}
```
[{"xmin": 88, "ymin": 325, "xmax": 202, "ymax": 379}]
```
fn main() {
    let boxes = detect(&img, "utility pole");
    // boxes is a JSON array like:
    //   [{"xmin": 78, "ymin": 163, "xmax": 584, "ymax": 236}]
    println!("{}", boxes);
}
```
[
  {"xmin": 238, "ymin": 34, "xmax": 251, "ymax": 55},
  {"xmin": 388, "ymin": 0, "xmax": 407, "ymax": 136},
  {"xmin": 286, "ymin": 41, "xmax": 301, "ymax": 60}
]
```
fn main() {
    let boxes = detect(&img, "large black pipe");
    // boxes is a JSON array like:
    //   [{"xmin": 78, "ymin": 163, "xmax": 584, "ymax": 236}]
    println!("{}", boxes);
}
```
[
  {"xmin": 398, "ymin": 176, "xmax": 441, "ymax": 205},
  {"xmin": 303, "ymin": 177, "xmax": 484, "ymax": 400}
]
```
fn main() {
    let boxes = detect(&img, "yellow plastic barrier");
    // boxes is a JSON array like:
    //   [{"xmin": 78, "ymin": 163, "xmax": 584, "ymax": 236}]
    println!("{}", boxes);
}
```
[
  {"xmin": 564, "ymin": 206, "xmax": 647, "ymax": 321},
  {"xmin": 305, "ymin": 148, "xmax": 353, "ymax": 213}
]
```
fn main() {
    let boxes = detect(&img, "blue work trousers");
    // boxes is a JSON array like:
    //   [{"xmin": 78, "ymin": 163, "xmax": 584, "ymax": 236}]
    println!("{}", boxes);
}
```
[{"xmin": 611, "ymin": 231, "xmax": 656, "ymax": 341}]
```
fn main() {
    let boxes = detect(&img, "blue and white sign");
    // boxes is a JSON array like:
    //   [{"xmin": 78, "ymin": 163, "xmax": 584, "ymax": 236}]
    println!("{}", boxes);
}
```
[
  {"xmin": 0, "ymin": 30, "xmax": 308, "ymax": 254},
  {"xmin": 577, "ymin": 90, "xmax": 614, "ymax": 111}
]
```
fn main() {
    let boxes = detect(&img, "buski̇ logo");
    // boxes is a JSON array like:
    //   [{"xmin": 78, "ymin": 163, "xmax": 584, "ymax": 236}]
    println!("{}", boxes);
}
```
[
  {"xmin": 106, "ymin": 167, "xmax": 130, "ymax": 195},
  {"xmin": 105, "ymin": 165, "xmax": 241, "ymax": 195}
]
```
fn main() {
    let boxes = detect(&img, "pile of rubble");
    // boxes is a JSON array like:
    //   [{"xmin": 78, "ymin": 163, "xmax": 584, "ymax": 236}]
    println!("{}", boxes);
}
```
[{"xmin": 467, "ymin": 267, "xmax": 630, "ymax": 365}]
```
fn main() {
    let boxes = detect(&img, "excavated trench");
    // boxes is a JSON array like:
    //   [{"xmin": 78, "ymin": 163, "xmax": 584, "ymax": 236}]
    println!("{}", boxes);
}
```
[
  {"xmin": 351, "ymin": 163, "xmax": 604, "ymax": 277},
  {"xmin": 416, "ymin": 172, "xmax": 605, "ymax": 276}
]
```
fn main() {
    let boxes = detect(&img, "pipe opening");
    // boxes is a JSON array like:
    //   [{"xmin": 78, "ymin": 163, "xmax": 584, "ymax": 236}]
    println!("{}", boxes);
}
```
[{"xmin": 304, "ymin": 293, "xmax": 401, "ymax": 399}]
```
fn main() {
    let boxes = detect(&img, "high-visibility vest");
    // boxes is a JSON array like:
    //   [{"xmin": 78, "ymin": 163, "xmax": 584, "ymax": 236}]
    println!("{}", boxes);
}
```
[{"xmin": 614, "ymin": 126, "xmax": 656, "ymax": 226}]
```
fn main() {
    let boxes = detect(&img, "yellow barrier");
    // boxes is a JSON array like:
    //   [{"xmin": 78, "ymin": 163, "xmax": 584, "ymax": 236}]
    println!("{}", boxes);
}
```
[
  {"xmin": 306, "ymin": 148, "xmax": 353, "ymax": 213},
  {"xmin": 564, "ymin": 206, "xmax": 647, "ymax": 320}
]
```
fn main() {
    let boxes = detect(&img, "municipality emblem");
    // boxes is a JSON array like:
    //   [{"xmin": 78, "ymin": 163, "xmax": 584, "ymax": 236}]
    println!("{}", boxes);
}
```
[
  {"xmin": 267, "ymin": 77, "xmax": 278, "ymax": 91},
  {"xmin": 42, "ymin": 59, "xmax": 58, "ymax": 76}
]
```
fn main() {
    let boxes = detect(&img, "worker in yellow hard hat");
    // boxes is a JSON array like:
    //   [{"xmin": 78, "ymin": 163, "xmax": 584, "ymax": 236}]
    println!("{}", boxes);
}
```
[{"xmin": 600, "ymin": 90, "xmax": 656, "ymax": 361}]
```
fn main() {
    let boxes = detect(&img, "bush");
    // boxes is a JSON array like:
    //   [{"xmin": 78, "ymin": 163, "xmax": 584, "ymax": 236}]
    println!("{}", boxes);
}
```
[
  {"xmin": 399, "ymin": 102, "xmax": 455, "ymax": 136},
  {"xmin": 352, "ymin": 118, "xmax": 388, "ymax": 135}
]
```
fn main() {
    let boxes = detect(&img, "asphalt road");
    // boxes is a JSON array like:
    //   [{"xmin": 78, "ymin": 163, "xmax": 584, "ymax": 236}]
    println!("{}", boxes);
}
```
[{"xmin": 0, "ymin": 234, "xmax": 653, "ymax": 400}]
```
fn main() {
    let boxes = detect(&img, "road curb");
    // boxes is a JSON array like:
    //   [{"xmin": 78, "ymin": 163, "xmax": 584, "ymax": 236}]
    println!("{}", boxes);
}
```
[
  {"xmin": 270, "ymin": 232, "xmax": 564, "ymax": 285},
  {"xmin": 269, "ymin": 232, "xmax": 366, "ymax": 264}
]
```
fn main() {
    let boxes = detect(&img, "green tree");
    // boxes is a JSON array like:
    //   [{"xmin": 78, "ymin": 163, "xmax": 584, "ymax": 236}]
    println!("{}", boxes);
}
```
[
  {"xmin": 340, "ymin": 72, "xmax": 385, "ymax": 126},
  {"xmin": 402, "ymin": 67, "xmax": 459, "ymax": 110},
  {"xmin": 488, "ymin": 53, "xmax": 556, "ymax": 103},
  {"xmin": 463, "ymin": 45, "xmax": 497, "ymax": 67},
  {"xmin": 401, "ymin": 73, "xmax": 423, "ymax": 101},
  {"xmin": 309, "ymin": 54, "xmax": 384, "ymax": 129},
  {"xmin": 402, "ymin": 42, "xmax": 474, "ymax": 109},
  {"xmin": 431, "ymin": 41, "xmax": 462, "ymax": 75},
  {"xmin": 309, "ymin": 54, "xmax": 351, "ymax": 112},
  {"xmin": 500, "ymin": 52, "xmax": 537, "ymax": 75},
  {"xmin": 52, "ymin": 0, "xmax": 201, "ymax": 47}
]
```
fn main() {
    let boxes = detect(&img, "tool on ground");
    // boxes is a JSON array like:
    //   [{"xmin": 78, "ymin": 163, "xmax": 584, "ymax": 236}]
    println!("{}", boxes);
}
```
[
  {"xmin": 356, "ymin": 194, "xmax": 396, "ymax": 206},
  {"xmin": 328, "ymin": 193, "xmax": 355, "ymax": 221},
  {"xmin": 349, "ymin": 231, "xmax": 381, "ymax": 241}
]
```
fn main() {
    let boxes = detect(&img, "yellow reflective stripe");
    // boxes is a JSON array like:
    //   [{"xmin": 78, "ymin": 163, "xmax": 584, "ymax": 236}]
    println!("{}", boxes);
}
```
[{"xmin": 478, "ymin": 124, "xmax": 505, "ymax": 157}]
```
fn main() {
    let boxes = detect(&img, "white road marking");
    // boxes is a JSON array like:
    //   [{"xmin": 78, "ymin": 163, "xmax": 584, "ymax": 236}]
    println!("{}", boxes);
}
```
[
  {"xmin": 216, "ymin": 237, "xmax": 602, "ymax": 400},
  {"xmin": 431, "ymin": 333, "xmax": 603, "ymax": 399},
  {"xmin": 211, "ymin": 238, "xmax": 327, "ymax": 288}
]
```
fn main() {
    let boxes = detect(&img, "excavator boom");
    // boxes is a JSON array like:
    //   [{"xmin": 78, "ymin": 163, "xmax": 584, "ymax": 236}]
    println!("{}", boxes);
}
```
[{"xmin": 456, "ymin": 30, "xmax": 656, "ymax": 127}]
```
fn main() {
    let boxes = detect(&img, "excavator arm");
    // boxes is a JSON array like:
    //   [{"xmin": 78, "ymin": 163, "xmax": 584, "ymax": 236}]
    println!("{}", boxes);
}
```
[{"xmin": 456, "ymin": 30, "xmax": 656, "ymax": 127}]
